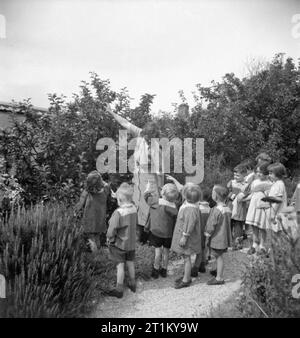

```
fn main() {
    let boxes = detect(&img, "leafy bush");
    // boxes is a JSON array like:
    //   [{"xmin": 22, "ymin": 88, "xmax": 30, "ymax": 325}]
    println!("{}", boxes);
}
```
[
  {"xmin": 0, "ymin": 203, "xmax": 95, "ymax": 318},
  {"xmin": 239, "ymin": 230, "xmax": 300, "ymax": 318}
]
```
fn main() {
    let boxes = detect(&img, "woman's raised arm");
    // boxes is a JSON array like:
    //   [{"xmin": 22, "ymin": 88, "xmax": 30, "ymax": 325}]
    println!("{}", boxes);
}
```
[{"xmin": 106, "ymin": 104, "xmax": 141, "ymax": 137}]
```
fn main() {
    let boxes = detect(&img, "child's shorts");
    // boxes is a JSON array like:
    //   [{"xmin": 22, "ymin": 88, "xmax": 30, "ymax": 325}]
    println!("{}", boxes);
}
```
[
  {"xmin": 149, "ymin": 233, "xmax": 172, "ymax": 249},
  {"xmin": 210, "ymin": 247, "xmax": 227, "ymax": 258},
  {"xmin": 109, "ymin": 245, "xmax": 135, "ymax": 263}
]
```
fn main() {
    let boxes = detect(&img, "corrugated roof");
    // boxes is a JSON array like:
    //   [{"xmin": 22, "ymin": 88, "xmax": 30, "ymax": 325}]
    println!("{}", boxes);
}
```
[{"xmin": 0, "ymin": 101, "xmax": 48, "ymax": 114}]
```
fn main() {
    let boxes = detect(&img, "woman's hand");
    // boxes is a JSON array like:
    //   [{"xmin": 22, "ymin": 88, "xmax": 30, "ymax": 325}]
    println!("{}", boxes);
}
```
[{"xmin": 166, "ymin": 174, "xmax": 176, "ymax": 182}]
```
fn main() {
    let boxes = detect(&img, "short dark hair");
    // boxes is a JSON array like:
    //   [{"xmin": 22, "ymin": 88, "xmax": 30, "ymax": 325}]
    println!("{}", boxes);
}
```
[
  {"xmin": 234, "ymin": 164, "xmax": 247, "ymax": 175},
  {"xmin": 267, "ymin": 162, "xmax": 287, "ymax": 179},
  {"xmin": 86, "ymin": 171, "xmax": 104, "ymax": 193},
  {"xmin": 256, "ymin": 152, "xmax": 272, "ymax": 163},
  {"xmin": 240, "ymin": 159, "xmax": 256, "ymax": 171},
  {"xmin": 213, "ymin": 185, "xmax": 229, "ymax": 202}
]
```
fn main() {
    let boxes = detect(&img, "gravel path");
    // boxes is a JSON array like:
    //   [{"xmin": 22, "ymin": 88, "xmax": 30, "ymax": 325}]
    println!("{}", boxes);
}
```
[{"xmin": 93, "ymin": 250, "xmax": 248, "ymax": 318}]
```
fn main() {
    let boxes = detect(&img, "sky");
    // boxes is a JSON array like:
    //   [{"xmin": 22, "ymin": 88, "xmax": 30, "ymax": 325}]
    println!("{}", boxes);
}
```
[{"xmin": 0, "ymin": 0, "xmax": 299, "ymax": 113}]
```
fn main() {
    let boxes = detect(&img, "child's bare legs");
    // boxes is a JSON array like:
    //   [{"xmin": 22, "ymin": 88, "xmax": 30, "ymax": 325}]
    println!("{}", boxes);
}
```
[
  {"xmin": 126, "ymin": 260, "xmax": 136, "ymax": 292},
  {"xmin": 252, "ymin": 226, "xmax": 259, "ymax": 249},
  {"xmin": 161, "ymin": 247, "xmax": 170, "ymax": 269},
  {"xmin": 154, "ymin": 247, "xmax": 162, "ymax": 270},
  {"xmin": 259, "ymin": 229, "xmax": 267, "ymax": 250},
  {"xmin": 194, "ymin": 254, "xmax": 202, "ymax": 269},
  {"xmin": 183, "ymin": 255, "xmax": 192, "ymax": 283},
  {"xmin": 216, "ymin": 254, "xmax": 224, "ymax": 281},
  {"xmin": 116, "ymin": 262, "xmax": 125, "ymax": 289}
]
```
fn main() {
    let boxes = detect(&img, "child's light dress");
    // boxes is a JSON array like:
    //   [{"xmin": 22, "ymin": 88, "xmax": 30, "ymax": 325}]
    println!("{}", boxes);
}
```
[
  {"xmin": 245, "ymin": 179, "xmax": 272, "ymax": 230},
  {"xmin": 266, "ymin": 180, "xmax": 288, "ymax": 232}
]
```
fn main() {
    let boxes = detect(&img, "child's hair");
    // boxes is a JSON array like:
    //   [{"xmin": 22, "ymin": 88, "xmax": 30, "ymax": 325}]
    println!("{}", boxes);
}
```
[
  {"xmin": 257, "ymin": 162, "xmax": 269, "ymax": 176},
  {"xmin": 140, "ymin": 121, "xmax": 161, "ymax": 139},
  {"xmin": 161, "ymin": 183, "xmax": 179, "ymax": 203},
  {"xmin": 267, "ymin": 162, "xmax": 287, "ymax": 179},
  {"xmin": 116, "ymin": 182, "xmax": 134, "ymax": 203},
  {"xmin": 256, "ymin": 152, "xmax": 272, "ymax": 163},
  {"xmin": 240, "ymin": 158, "xmax": 256, "ymax": 171},
  {"xmin": 184, "ymin": 183, "xmax": 202, "ymax": 203},
  {"xmin": 213, "ymin": 185, "xmax": 229, "ymax": 202},
  {"xmin": 201, "ymin": 187, "xmax": 211, "ymax": 202},
  {"xmin": 86, "ymin": 170, "xmax": 104, "ymax": 193},
  {"xmin": 234, "ymin": 164, "xmax": 247, "ymax": 175}
]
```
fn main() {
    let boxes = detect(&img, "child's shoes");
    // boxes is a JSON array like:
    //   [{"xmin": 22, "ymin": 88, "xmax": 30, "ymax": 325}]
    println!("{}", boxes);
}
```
[
  {"xmin": 159, "ymin": 268, "xmax": 167, "ymax": 278},
  {"xmin": 107, "ymin": 288, "xmax": 124, "ymax": 298},
  {"xmin": 174, "ymin": 276, "xmax": 184, "ymax": 284},
  {"xmin": 207, "ymin": 277, "xmax": 225, "ymax": 285},
  {"xmin": 127, "ymin": 281, "xmax": 136, "ymax": 293},
  {"xmin": 174, "ymin": 279, "xmax": 192, "ymax": 289}
]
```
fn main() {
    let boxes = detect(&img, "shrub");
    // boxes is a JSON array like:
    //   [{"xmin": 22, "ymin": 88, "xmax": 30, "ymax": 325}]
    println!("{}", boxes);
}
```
[
  {"xmin": 0, "ymin": 203, "xmax": 95, "ymax": 318},
  {"xmin": 240, "ymin": 230, "xmax": 300, "ymax": 318}
]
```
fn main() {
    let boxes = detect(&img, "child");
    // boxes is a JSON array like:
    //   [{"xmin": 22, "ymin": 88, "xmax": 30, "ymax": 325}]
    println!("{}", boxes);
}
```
[
  {"xmin": 191, "ymin": 187, "xmax": 211, "ymax": 277},
  {"xmin": 245, "ymin": 163, "xmax": 273, "ymax": 255},
  {"xmin": 171, "ymin": 183, "xmax": 202, "ymax": 289},
  {"xmin": 227, "ymin": 164, "xmax": 248, "ymax": 249},
  {"xmin": 205, "ymin": 185, "xmax": 232, "ymax": 285},
  {"xmin": 264, "ymin": 163, "xmax": 288, "ymax": 234},
  {"xmin": 240, "ymin": 158, "xmax": 257, "ymax": 241},
  {"xmin": 106, "ymin": 183, "xmax": 137, "ymax": 298},
  {"xmin": 144, "ymin": 183, "xmax": 179, "ymax": 278},
  {"xmin": 75, "ymin": 170, "xmax": 110, "ymax": 251}
]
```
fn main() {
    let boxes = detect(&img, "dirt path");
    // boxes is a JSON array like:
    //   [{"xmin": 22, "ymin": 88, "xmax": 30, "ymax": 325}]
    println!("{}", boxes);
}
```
[{"xmin": 93, "ymin": 250, "xmax": 248, "ymax": 318}]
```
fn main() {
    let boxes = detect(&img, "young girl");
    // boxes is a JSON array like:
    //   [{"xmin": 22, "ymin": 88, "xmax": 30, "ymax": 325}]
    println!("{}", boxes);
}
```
[
  {"xmin": 144, "ymin": 183, "xmax": 179, "ymax": 278},
  {"xmin": 205, "ymin": 185, "xmax": 232, "ymax": 285},
  {"xmin": 171, "ymin": 183, "xmax": 202, "ymax": 289},
  {"xmin": 245, "ymin": 163, "xmax": 273, "ymax": 255},
  {"xmin": 227, "ymin": 164, "xmax": 248, "ymax": 249},
  {"xmin": 75, "ymin": 170, "xmax": 110, "ymax": 251},
  {"xmin": 263, "ymin": 163, "xmax": 288, "ymax": 234},
  {"xmin": 106, "ymin": 183, "xmax": 137, "ymax": 298},
  {"xmin": 191, "ymin": 188, "xmax": 211, "ymax": 277}
]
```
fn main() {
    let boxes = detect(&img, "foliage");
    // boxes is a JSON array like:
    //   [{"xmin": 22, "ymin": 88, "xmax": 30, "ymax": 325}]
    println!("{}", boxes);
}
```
[
  {"xmin": 239, "ymin": 230, "xmax": 300, "ymax": 318},
  {"xmin": 191, "ymin": 53, "xmax": 300, "ymax": 172},
  {"xmin": 0, "ymin": 203, "xmax": 95, "ymax": 318}
]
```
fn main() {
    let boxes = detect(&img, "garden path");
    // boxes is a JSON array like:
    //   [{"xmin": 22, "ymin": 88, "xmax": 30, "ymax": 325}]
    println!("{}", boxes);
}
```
[{"xmin": 93, "ymin": 250, "xmax": 248, "ymax": 318}]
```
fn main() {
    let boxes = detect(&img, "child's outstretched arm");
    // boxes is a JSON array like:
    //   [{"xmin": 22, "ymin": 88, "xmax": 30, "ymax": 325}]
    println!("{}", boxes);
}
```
[
  {"xmin": 165, "ymin": 174, "xmax": 183, "ymax": 192},
  {"xmin": 106, "ymin": 104, "xmax": 141, "ymax": 137}
]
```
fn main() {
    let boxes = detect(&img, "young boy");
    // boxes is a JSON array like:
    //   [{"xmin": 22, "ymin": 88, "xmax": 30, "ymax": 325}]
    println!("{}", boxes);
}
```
[
  {"xmin": 144, "ymin": 183, "xmax": 179, "ymax": 278},
  {"xmin": 205, "ymin": 185, "xmax": 232, "ymax": 285},
  {"xmin": 191, "ymin": 188, "xmax": 211, "ymax": 277},
  {"xmin": 106, "ymin": 183, "xmax": 137, "ymax": 298}
]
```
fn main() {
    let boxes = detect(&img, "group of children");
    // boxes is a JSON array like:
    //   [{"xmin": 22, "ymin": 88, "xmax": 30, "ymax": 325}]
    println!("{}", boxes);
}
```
[{"xmin": 75, "ymin": 152, "xmax": 297, "ymax": 298}]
